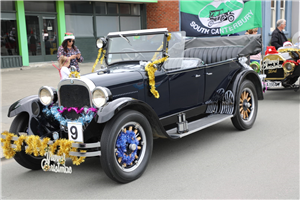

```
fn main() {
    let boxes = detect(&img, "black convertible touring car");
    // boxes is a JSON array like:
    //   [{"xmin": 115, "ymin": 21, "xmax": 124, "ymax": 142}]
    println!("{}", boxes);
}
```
[{"xmin": 2, "ymin": 28, "xmax": 263, "ymax": 183}]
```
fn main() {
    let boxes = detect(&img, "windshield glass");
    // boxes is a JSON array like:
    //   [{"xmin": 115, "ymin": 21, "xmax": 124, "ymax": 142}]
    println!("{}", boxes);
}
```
[{"xmin": 107, "ymin": 34, "xmax": 165, "ymax": 64}]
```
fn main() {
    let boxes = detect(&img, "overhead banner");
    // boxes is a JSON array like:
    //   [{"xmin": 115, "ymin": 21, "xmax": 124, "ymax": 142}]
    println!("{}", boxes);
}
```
[{"xmin": 180, "ymin": 0, "xmax": 262, "ymax": 37}]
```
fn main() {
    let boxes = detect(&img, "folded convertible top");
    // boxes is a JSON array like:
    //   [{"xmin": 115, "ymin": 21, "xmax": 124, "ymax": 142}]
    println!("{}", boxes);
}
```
[{"xmin": 184, "ymin": 34, "xmax": 262, "ymax": 57}]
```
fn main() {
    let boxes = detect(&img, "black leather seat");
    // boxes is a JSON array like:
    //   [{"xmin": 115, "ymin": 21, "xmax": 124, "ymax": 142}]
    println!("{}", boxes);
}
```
[{"xmin": 184, "ymin": 46, "xmax": 243, "ymax": 64}]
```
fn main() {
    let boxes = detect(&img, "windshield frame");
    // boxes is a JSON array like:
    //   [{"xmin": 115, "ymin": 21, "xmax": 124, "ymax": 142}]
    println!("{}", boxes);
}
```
[{"xmin": 104, "ymin": 28, "xmax": 169, "ymax": 66}]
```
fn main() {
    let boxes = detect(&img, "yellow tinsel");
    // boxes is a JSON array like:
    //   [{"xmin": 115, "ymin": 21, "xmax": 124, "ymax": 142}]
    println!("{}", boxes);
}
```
[
  {"xmin": 1, "ymin": 131, "xmax": 16, "ymax": 159},
  {"xmin": 145, "ymin": 56, "xmax": 168, "ymax": 99},
  {"xmin": 278, "ymin": 48, "xmax": 300, "ymax": 53},
  {"xmin": 1, "ymin": 132, "xmax": 86, "ymax": 165},
  {"xmin": 145, "ymin": 33, "xmax": 171, "ymax": 99},
  {"xmin": 92, "ymin": 48, "xmax": 102, "ymax": 72},
  {"xmin": 91, "ymin": 48, "xmax": 106, "ymax": 73},
  {"xmin": 69, "ymin": 71, "xmax": 80, "ymax": 78}
]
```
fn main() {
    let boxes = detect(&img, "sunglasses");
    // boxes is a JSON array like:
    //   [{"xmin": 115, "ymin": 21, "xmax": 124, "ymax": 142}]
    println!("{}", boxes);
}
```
[{"xmin": 68, "ymin": 39, "xmax": 74, "ymax": 43}]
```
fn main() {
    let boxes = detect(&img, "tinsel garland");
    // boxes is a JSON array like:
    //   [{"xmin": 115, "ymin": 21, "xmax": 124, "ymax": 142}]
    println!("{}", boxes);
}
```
[
  {"xmin": 92, "ymin": 48, "xmax": 102, "ymax": 73},
  {"xmin": 1, "ymin": 131, "xmax": 86, "ymax": 165},
  {"xmin": 278, "ymin": 48, "xmax": 300, "ymax": 53},
  {"xmin": 42, "ymin": 105, "xmax": 97, "ymax": 127},
  {"xmin": 144, "ymin": 33, "xmax": 172, "ymax": 99},
  {"xmin": 116, "ymin": 129, "xmax": 140, "ymax": 166},
  {"xmin": 69, "ymin": 71, "xmax": 80, "ymax": 78},
  {"xmin": 145, "ymin": 57, "xmax": 168, "ymax": 99},
  {"xmin": 91, "ymin": 48, "xmax": 107, "ymax": 73}
]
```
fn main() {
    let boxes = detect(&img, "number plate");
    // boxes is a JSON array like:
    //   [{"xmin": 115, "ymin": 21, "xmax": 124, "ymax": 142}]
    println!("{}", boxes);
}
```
[
  {"xmin": 266, "ymin": 81, "xmax": 282, "ymax": 88},
  {"xmin": 67, "ymin": 122, "xmax": 83, "ymax": 143}
]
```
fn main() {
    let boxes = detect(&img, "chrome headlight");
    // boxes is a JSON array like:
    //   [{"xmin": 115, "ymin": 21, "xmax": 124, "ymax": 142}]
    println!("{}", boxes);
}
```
[
  {"xmin": 92, "ymin": 87, "xmax": 109, "ymax": 108},
  {"xmin": 38, "ymin": 86, "xmax": 56, "ymax": 106},
  {"xmin": 284, "ymin": 62, "xmax": 294, "ymax": 72},
  {"xmin": 96, "ymin": 38, "xmax": 106, "ymax": 49}
]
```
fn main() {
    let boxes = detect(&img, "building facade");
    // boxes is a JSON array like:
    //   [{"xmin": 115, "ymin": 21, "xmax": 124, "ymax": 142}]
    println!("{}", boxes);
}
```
[
  {"xmin": 1, "ymin": 0, "xmax": 299, "ymax": 68},
  {"xmin": 1, "ymin": 0, "xmax": 156, "ymax": 68}
]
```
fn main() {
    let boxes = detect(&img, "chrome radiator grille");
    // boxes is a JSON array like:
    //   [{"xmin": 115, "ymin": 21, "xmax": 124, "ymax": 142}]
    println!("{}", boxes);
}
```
[{"xmin": 59, "ymin": 85, "xmax": 91, "ymax": 119}]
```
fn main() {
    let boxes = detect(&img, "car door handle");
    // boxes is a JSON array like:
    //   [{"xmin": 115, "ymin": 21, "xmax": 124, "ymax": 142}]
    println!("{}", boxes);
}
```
[
  {"xmin": 194, "ymin": 74, "xmax": 201, "ymax": 78},
  {"xmin": 206, "ymin": 72, "xmax": 213, "ymax": 75}
]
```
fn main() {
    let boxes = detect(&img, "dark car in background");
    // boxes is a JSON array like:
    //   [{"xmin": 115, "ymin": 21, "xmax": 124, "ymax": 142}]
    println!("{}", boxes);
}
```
[{"xmin": 3, "ymin": 28, "xmax": 263, "ymax": 183}]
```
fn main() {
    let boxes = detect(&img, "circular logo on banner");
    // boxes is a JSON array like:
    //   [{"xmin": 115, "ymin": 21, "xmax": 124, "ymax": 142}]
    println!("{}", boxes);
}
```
[{"xmin": 198, "ymin": 0, "xmax": 244, "ymax": 28}]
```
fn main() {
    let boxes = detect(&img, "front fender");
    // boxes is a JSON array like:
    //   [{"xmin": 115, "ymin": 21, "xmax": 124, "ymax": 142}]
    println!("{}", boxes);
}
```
[
  {"xmin": 97, "ymin": 97, "xmax": 169, "ymax": 139},
  {"xmin": 8, "ymin": 95, "xmax": 40, "ymax": 118}
]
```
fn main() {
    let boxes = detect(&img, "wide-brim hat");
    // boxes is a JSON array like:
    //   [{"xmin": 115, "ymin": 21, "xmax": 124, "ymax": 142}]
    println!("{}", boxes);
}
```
[{"xmin": 64, "ymin": 32, "xmax": 75, "ymax": 41}]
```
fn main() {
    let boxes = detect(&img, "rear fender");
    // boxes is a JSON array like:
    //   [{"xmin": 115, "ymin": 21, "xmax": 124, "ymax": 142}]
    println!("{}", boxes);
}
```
[
  {"xmin": 97, "ymin": 97, "xmax": 169, "ymax": 139},
  {"xmin": 232, "ymin": 70, "xmax": 264, "ymax": 114}
]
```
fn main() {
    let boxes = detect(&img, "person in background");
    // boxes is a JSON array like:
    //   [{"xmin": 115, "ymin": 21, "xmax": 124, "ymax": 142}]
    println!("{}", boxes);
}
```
[
  {"xmin": 57, "ymin": 32, "xmax": 83, "ymax": 72},
  {"xmin": 248, "ymin": 28, "xmax": 261, "ymax": 63},
  {"xmin": 58, "ymin": 55, "xmax": 71, "ymax": 80},
  {"xmin": 271, "ymin": 19, "xmax": 288, "ymax": 50}
]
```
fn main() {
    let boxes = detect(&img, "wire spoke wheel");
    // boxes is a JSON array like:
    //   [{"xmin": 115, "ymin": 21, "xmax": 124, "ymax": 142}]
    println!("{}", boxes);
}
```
[
  {"xmin": 101, "ymin": 110, "xmax": 153, "ymax": 183},
  {"xmin": 114, "ymin": 122, "xmax": 147, "ymax": 172},
  {"xmin": 239, "ymin": 88, "xmax": 254, "ymax": 122},
  {"xmin": 232, "ymin": 80, "xmax": 258, "ymax": 130}
]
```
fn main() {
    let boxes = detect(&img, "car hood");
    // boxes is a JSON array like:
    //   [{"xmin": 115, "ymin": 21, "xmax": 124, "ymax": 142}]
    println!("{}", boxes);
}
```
[{"xmin": 82, "ymin": 69, "xmax": 145, "ymax": 90}]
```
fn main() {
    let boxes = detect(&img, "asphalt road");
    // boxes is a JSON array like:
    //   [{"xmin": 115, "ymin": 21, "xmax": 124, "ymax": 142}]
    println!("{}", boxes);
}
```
[{"xmin": 0, "ymin": 64, "xmax": 299, "ymax": 199}]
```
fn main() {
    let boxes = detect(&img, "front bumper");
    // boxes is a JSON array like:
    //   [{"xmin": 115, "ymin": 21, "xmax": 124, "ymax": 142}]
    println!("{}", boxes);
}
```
[{"xmin": 1, "ymin": 134, "xmax": 101, "ymax": 158}]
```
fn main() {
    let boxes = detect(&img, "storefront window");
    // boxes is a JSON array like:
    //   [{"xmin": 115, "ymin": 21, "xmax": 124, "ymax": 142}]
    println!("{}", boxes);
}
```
[
  {"xmin": 120, "ymin": 4, "xmax": 130, "ymax": 15},
  {"xmin": 65, "ymin": 2, "xmax": 93, "ymax": 14},
  {"xmin": 65, "ymin": 15, "xmax": 93, "ymax": 37},
  {"xmin": 1, "ymin": 1, "xmax": 15, "ymax": 11},
  {"xmin": 107, "ymin": 3, "xmax": 118, "ymax": 14},
  {"xmin": 131, "ymin": 4, "xmax": 140, "ymax": 15},
  {"xmin": 95, "ymin": 2, "xmax": 106, "ymax": 14},
  {"xmin": 1, "ymin": 13, "xmax": 19, "ymax": 56},
  {"xmin": 24, "ymin": 1, "xmax": 56, "ymax": 12},
  {"xmin": 26, "ymin": 16, "xmax": 41, "ymax": 56}
]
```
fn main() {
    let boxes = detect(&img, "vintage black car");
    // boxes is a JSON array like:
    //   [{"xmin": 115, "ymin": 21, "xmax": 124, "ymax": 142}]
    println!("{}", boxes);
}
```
[{"xmin": 3, "ymin": 28, "xmax": 263, "ymax": 183}]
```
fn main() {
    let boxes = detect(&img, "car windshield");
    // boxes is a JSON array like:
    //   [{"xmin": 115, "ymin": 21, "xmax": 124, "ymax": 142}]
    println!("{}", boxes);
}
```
[
  {"xmin": 107, "ymin": 34, "xmax": 165, "ymax": 65},
  {"xmin": 106, "ymin": 31, "xmax": 186, "ymax": 66}
]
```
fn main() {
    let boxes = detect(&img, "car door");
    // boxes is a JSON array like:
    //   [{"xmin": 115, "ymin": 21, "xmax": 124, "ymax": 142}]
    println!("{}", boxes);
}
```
[
  {"xmin": 168, "ymin": 65, "xmax": 205, "ymax": 113},
  {"xmin": 204, "ymin": 60, "xmax": 240, "ymax": 102}
]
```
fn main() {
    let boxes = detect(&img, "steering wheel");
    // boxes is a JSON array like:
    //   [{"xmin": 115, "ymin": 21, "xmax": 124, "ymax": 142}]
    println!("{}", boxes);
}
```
[{"xmin": 121, "ymin": 48, "xmax": 146, "ymax": 61}]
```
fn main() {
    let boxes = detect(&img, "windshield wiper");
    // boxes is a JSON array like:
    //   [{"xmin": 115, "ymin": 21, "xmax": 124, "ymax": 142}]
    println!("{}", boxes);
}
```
[{"xmin": 119, "ymin": 34, "xmax": 132, "ymax": 46}]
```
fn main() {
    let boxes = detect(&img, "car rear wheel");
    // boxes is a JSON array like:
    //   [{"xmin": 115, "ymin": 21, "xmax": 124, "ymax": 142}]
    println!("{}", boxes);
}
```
[
  {"xmin": 9, "ymin": 113, "xmax": 43, "ymax": 170},
  {"xmin": 231, "ymin": 80, "xmax": 258, "ymax": 130},
  {"xmin": 100, "ymin": 110, "xmax": 153, "ymax": 183}
]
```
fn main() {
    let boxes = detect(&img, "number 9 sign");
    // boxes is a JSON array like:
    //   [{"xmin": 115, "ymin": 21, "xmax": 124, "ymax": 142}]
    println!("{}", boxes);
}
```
[{"xmin": 68, "ymin": 122, "xmax": 83, "ymax": 143}]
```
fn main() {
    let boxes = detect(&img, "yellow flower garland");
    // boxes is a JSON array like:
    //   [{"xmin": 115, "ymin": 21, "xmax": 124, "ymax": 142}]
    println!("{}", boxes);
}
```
[
  {"xmin": 1, "ymin": 131, "xmax": 86, "ymax": 165},
  {"xmin": 145, "ymin": 33, "xmax": 172, "ymax": 99},
  {"xmin": 91, "ymin": 48, "xmax": 106, "ymax": 73}
]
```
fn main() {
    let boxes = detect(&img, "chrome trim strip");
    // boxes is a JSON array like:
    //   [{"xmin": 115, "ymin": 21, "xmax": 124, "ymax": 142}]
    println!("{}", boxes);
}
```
[
  {"xmin": 166, "ymin": 114, "xmax": 233, "ymax": 138},
  {"xmin": 69, "ymin": 151, "xmax": 101, "ymax": 157},
  {"xmin": 72, "ymin": 142, "xmax": 101, "ymax": 148}
]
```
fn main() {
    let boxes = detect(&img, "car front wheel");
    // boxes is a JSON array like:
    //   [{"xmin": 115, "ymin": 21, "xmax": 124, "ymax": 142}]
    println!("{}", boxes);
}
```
[
  {"xmin": 9, "ymin": 113, "xmax": 43, "ymax": 170},
  {"xmin": 231, "ymin": 80, "xmax": 258, "ymax": 130},
  {"xmin": 100, "ymin": 110, "xmax": 153, "ymax": 183}
]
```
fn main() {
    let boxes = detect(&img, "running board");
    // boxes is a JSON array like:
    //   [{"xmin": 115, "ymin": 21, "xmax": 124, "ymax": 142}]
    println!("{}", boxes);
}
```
[{"xmin": 166, "ymin": 114, "xmax": 233, "ymax": 139}]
